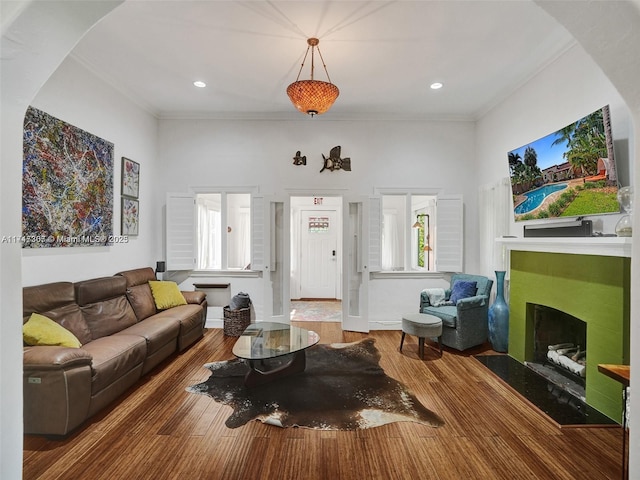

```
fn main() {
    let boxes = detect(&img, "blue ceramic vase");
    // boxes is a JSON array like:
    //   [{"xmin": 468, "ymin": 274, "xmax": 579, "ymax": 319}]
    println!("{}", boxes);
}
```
[{"xmin": 488, "ymin": 271, "xmax": 509, "ymax": 352}]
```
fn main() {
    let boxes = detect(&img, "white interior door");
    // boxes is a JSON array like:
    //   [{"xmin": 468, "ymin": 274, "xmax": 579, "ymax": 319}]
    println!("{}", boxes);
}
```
[
  {"xmin": 262, "ymin": 197, "xmax": 290, "ymax": 323},
  {"xmin": 342, "ymin": 198, "xmax": 369, "ymax": 333},
  {"xmin": 299, "ymin": 210, "xmax": 338, "ymax": 298}
]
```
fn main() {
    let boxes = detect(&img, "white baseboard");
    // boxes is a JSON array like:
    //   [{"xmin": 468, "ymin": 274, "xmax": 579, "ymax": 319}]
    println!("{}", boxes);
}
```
[
  {"xmin": 368, "ymin": 320, "xmax": 401, "ymax": 330},
  {"xmin": 205, "ymin": 319, "xmax": 224, "ymax": 329}
]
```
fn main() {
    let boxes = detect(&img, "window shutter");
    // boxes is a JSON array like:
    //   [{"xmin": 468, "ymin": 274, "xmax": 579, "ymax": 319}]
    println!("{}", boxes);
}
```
[
  {"xmin": 435, "ymin": 195, "xmax": 463, "ymax": 272},
  {"xmin": 166, "ymin": 193, "xmax": 196, "ymax": 271},
  {"xmin": 368, "ymin": 196, "xmax": 382, "ymax": 272},
  {"xmin": 251, "ymin": 195, "xmax": 265, "ymax": 271}
]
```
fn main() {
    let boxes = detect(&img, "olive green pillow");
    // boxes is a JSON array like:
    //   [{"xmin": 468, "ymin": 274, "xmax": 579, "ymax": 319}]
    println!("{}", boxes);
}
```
[
  {"xmin": 148, "ymin": 280, "xmax": 187, "ymax": 309},
  {"xmin": 23, "ymin": 313, "xmax": 82, "ymax": 348}
]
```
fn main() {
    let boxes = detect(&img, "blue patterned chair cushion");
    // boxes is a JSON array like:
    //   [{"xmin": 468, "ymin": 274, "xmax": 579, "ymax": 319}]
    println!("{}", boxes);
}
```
[{"xmin": 422, "ymin": 305, "xmax": 457, "ymax": 328}]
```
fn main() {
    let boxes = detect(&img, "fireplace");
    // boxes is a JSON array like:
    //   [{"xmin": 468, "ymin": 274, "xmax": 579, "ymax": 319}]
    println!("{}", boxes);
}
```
[
  {"xmin": 526, "ymin": 304, "xmax": 587, "ymax": 401},
  {"xmin": 504, "ymin": 243, "xmax": 630, "ymax": 423}
]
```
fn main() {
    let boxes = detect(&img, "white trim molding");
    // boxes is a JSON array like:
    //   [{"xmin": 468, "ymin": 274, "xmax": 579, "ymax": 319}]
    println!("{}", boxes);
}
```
[{"xmin": 497, "ymin": 236, "xmax": 631, "ymax": 258}]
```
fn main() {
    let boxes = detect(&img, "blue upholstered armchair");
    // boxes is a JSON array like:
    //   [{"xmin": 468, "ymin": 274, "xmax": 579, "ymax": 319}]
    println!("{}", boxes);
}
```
[{"xmin": 420, "ymin": 273, "xmax": 493, "ymax": 351}]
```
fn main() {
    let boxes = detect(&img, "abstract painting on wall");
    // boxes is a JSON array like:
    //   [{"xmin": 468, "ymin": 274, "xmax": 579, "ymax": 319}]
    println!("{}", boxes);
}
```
[{"xmin": 22, "ymin": 106, "xmax": 114, "ymax": 247}]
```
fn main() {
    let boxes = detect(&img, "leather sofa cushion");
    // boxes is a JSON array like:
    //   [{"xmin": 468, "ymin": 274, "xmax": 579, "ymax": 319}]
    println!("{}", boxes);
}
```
[
  {"xmin": 75, "ymin": 276, "xmax": 138, "ymax": 339},
  {"xmin": 23, "ymin": 282, "xmax": 93, "ymax": 344},
  {"xmin": 75, "ymin": 276, "xmax": 128, "ymax": 305},
  {"xmin": 126, "ymin": 283, "xmax": 157, "ymax": 321},
  {"xmin": 81, "ymin": 296, "xmax": 138, "ymax": 339},
  {"xmin": 117, "ymin": 267, "xmax": 156, "ymax": 287},
  {"xmin": 116, "ymin": 267, "xmax": 159, "ymax": 321},
  {"xmin": 23, "ymin": 281, "xmax": 75, "ymax": 316},
  {"xmin": 116, "ymin": 316, "xmax": 180, "ymax": 355},
  {"xmin": 40, "ymin": 303, "xmax": 94, "ymax": 345},
  {"xmin": 82, "ymin": 335, "xmax": 146, "ymax": 394},
  {"xmin": 156, "ymin": 304, "xmax": 204, "ymax": 332}
]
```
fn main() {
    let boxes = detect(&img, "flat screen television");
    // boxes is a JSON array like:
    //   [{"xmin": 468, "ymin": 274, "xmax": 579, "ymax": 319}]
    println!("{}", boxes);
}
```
[{"xmin": 507, "ymin": 105, "xmax": 620, "ymax": 222}]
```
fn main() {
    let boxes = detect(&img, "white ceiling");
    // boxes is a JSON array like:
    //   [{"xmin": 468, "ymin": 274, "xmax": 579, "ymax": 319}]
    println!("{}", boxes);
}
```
[{"xmin": 70, "ymin": 1, "xmax": 575, "ymax": 120}]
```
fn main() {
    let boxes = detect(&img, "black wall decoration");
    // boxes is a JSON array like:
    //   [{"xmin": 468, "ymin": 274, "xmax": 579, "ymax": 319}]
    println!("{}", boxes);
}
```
[
  {"xmin": 320, "ymin": 146, "xmax": 351, "ymax": 172},
  {"xmin": 292, "ymin": 150, "xmax": 307, "ymax": 165}
]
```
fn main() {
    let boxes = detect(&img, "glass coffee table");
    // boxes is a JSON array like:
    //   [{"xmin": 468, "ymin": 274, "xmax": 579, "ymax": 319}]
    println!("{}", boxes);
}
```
[{"xmin": 232, "ymin": 322, "xmax": 320, "ymax": 387}]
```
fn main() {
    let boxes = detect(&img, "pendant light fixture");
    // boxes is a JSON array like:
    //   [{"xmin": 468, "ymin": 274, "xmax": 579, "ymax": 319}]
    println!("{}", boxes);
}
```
[{"xmin": 287, "ymin": 38, "xmax": 339, "ymax": 116}]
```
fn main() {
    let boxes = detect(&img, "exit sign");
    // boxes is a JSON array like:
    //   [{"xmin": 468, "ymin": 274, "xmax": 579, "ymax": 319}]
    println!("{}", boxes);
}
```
[{"xmin": 314, "ymin": 197, "xmax": 323, "ymax": 205}]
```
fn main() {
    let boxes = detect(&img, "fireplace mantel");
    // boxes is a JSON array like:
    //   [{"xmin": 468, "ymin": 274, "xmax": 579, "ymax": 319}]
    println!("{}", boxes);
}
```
[{"xmin": 497, "ymin": 236, "xmax": 631, "ymax": 258}]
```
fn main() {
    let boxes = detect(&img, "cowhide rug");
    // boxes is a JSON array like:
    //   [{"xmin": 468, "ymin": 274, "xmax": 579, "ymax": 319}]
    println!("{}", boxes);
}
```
[{"xmin": 186, "ymin": 338, "xmax": 444, "ymax": 430}]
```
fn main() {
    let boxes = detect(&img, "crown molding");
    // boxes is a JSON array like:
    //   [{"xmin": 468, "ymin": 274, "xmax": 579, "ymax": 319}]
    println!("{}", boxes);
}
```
[{"xmin": 156, "ymin": 110, "xmax": 475, "ymax": 122}]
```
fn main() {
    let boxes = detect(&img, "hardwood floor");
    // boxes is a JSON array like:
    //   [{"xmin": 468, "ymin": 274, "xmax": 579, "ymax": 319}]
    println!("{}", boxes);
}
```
[{"xmin": 23, "ymin": 324, "xmax": 623, "ymax": 479}]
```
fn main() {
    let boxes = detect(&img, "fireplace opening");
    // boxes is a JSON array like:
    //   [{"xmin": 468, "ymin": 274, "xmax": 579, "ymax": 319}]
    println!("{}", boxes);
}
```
[{"xmin": 525, "ymin": 304, "xmax": 587, "ymax": 402}]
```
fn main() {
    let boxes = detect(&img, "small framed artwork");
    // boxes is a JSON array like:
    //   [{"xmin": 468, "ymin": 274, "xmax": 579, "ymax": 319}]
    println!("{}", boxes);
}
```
[
  {"xmin": 121, "ymin": 197, "xmax": 139, "ymax": 236},
  {"xmin": 121, "ymin": 157, "xmax": 140, "ymax": 198}
]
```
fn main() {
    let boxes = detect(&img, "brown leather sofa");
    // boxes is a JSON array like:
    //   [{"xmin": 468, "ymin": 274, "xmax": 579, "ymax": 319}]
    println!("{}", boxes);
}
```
[{"xmin": 22, "ymin": 267, "xmax": 207, "ymax": 436}]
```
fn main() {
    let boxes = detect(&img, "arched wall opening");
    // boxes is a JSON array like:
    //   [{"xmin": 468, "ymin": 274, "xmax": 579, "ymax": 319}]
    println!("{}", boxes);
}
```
[{"xmin": 2, "ymin": 1, "xmax": 639, "ymax": 477}]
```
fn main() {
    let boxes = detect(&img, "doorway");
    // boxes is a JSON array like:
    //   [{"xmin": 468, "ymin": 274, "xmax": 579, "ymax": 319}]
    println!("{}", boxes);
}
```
[
  {"xmin": 290, "ymin": 196, "xmax": 342, "ymax": 321},
  {"xmin": 290, "ymin": 299, "xmax": 342, "ymax": 322}
]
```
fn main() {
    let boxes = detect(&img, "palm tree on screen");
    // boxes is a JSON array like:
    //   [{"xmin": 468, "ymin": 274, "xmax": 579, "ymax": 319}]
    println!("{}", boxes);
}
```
[
  {"xmin": 524, "ymin": 146, "xmax": 538, "ymax": 168},
  {"xmin": 552, "ymin": 124, "xmax": 576, "ymax": 149},
  {"xmin": 508, "ymin": 152, "xmax": 522, "ymax": 175}
]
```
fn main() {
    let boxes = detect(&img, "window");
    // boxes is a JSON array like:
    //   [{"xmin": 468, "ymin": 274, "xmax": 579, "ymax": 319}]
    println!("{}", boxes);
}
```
[
  {"xmin": 412, "ymin": 197, "xmax": 435, "ymax": 270},
  {"xmin": 376, "ymin": 193, "xmax": 462, "ymax": 273},
  {"xmin": 381, "ymin": 194, "xmax": 436, "ymax": 271},
  {"xmin": 196, "ymin": 192, "xmax": 251, "ymax": 270},
  {"xmin": 165, "ymin": 191, "xmax": 253, "ymax": 272}
]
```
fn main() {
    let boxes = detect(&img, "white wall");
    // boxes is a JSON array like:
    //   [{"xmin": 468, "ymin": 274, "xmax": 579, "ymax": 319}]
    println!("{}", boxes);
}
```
[
  {"xmin": 476, "ymin": 43, "xmax": 633, "ymax": 247},
  {"xmin": 22, "ymin": 56, "xmax": 160, "ymax": 285},
  {"xmin": 157, "ymin": 117, "xmax": 479, "ymax": 325},
  {"xmin": 156, "ymin": 118, "xmax": 478, "ymax": 198}
]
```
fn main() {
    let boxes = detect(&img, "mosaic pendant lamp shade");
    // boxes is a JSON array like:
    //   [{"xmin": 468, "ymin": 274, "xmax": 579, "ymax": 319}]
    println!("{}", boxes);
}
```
[{"xmin": 287, "ymin": 38, "xmax": 339, "ymax": 116}]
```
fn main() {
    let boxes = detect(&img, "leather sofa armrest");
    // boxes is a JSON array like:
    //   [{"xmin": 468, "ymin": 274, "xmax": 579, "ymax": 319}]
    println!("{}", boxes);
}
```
[
  {"xmin": 23, "ymin": 346, "xmax": 93, "ymax": 436},
  {"xmin": 182, "ymin": 290, "xmax": 206, "ymax": 305},
  {"xmin": 23, "ymin": 345, "xmax": 93, "ymax": 370},
  {"xmin": 456, "ymin": 295, "xmax": 488, "ymax": 310}
]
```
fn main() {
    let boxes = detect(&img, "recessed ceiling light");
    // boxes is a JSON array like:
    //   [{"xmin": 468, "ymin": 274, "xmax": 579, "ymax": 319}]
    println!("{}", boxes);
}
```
[
  {"xmin": 430, "ymin": 82, "xmax": 443, "ymax": 90},
  {"xmin": 193, "ymin": 81, "xmax": 207, "ymax": 88}
]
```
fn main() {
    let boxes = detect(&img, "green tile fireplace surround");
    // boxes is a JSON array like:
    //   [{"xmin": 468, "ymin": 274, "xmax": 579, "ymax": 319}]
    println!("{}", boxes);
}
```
[{"xmin": 509, "ymin": 250, "xmax": 630, "ymax": 422}]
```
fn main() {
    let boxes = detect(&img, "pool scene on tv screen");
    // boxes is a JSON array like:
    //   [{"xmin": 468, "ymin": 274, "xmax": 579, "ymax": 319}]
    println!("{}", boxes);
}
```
[{"xmin": 508, "ymin": 105, "xmax": 621, "ymax": 222}]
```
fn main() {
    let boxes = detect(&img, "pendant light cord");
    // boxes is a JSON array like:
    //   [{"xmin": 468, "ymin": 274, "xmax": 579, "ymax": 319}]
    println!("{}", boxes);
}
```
[{"xmin": 293, "ymin": 40, "xmax": 333, "ymax": 84}]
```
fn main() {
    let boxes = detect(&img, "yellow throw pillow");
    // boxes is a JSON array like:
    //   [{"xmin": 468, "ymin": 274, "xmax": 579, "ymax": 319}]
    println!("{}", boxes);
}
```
[
  {"xmin": 23, "ymin": 313, "xmax": 82, "ymax": 348},
  {"xmin": 149, "ymin": 280, "xmax": 187, "ymax": 309}
]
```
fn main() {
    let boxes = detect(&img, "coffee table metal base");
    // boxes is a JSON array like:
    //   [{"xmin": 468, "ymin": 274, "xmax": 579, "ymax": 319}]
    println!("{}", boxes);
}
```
[{"xmin": 245, "ymin": 350, "xmax": 306, "ymax": 387}]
